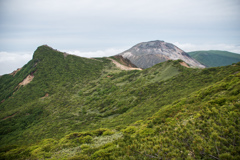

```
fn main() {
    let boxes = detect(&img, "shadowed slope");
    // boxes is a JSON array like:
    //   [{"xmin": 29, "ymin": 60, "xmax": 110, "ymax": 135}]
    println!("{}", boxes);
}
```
[{"xmin": 188, "ymin": 50, "xmax": 240, "ymax": 67}]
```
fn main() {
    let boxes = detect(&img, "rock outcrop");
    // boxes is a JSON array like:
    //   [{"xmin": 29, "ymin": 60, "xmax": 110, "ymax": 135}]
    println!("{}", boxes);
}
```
[{"xmin": 119, "ymin": 40, "xmax": 205, "ymax": 69}]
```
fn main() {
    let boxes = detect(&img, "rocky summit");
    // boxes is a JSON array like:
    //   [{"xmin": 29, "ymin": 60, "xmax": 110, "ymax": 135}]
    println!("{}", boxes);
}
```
[{"xmin": 119, "ymin": 40, "xmax": 205, "ymax": 69}]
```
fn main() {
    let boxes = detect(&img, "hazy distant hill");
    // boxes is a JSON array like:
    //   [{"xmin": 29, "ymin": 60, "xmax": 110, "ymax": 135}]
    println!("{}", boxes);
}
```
[
  {"xmin": 188, "ymin": 50, "xmax": 240, "ymax": 67},
  {"xmin": 119, "ymin": 40, "xmax": 205, "ymax": 69},
  {"xmin": 0, "ymin": 45, "xmax": 239, "ymax": 159}
]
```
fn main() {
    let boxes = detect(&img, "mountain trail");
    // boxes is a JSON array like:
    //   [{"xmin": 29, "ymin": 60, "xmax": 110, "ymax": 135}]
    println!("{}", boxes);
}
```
[
  {"xmin": 107, "ymin": 58, "xmax": 142, "ymax": 71},
  {"xmin": 2, "ymin": 112, "xmax": 18, "ymax": 120},
  {"xmin": 180, "ymin": 62, "xmax": 190, "ymax": 68}
]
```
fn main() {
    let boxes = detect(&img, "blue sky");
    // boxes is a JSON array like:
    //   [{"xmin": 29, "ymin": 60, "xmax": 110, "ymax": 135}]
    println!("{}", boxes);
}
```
[{"xmin": 0, "ymin": 0, "xmax": 240, "ymax": 75}]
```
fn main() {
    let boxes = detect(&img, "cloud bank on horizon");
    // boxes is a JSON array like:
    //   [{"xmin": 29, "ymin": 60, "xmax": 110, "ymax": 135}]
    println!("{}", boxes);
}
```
[{"xmin": 0, "ymin": 0, "xmax": 240, "ymax": 74}]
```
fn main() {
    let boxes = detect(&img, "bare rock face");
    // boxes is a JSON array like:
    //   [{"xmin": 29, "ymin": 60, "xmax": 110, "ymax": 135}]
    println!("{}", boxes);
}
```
[{"xmin": 119, "ymin": 40, "xmax": 205, "ymax": 69}]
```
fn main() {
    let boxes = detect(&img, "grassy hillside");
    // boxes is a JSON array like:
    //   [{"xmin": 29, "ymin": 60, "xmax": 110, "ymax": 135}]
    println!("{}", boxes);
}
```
[
  {"xmin": 188, "ymin": 50, "xmax": 240, "ymax": 67},
  {"xmin": 0, "ymin": 45, "xmax": 110, "ymax": 145},
  {"xmin": 0, "ymin": 46, "xmax": 239, "ymax": 159}
]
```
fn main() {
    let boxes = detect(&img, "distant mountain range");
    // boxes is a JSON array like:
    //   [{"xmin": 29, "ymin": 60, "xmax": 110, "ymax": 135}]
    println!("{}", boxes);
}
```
[
  {"xmin": 119, "ymin": 40, "xmax": 205, "ymax": 69},
  {"xmin": 188, "ymin": 50, "xmax": 240, "ymax": 67}
]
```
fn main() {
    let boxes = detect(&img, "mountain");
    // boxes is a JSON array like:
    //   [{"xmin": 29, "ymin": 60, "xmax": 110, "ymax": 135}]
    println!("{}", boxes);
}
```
[
  {"xmin": 188, "ymin": 50, "xmax": 240, "ymax": 67},
  {"xmin": 119, "ymin": 40, "xmax": 205, "ymax": 69},
  {"xmin": 0, "ymin": 45, "xmax": 239, "ymax": 159}
]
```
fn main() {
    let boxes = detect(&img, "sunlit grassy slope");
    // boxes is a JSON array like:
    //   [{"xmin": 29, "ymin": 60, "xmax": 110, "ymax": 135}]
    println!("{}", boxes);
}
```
[
  {"xmin": 188, "ymin": 50, "xmax": 240, "ymax": 67},
  {"xmin": 0, "ymin": 45, "xmax": 239, "ymax": 159}
]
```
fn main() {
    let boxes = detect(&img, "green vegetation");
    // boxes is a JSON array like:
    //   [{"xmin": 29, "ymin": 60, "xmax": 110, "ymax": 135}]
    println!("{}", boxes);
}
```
[
  {"xmin": 0, "ymin": 45, "xmax": 239, "ymax": 159},
  {"xmin": 188, "ymin": 50, "xmax": 240, "ymax": 67}
]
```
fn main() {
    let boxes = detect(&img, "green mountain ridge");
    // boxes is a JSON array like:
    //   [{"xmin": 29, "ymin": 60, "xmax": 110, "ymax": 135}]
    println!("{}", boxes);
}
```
[
  {"xmin": 0, "ymin": 45, "xmax": 239, "ymax": 159},
  {"xmin": 188, "ymin": 50, "xmax": 240, "ymax": 67}
]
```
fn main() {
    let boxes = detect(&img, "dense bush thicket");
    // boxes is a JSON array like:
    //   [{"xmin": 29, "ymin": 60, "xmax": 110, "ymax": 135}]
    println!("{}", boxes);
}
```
[{"xmin": 0, "ymin": 46, "xmax": 239, "ymax": 159}]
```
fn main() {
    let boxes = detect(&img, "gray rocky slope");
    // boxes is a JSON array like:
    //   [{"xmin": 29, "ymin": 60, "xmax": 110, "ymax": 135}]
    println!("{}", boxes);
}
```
[{"xmin": 119, "ymin": 40, "xmax": 205, "ymax": 69}]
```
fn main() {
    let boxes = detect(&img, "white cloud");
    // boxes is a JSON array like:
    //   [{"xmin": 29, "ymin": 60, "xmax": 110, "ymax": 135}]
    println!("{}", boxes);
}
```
[
  {"xmin": 65, "ymin": 48, "xmax": 125, "ymax": 58},
  {"xmin": 173, "ymin": 42, "xmax": 240, "ymax": 54},
  {"xmin": 6, "ymin": 0, "xmax": 238, "ymax": 22},
  {"xmin": 1, "ymin": 0, "xmax": 239, "ymax": 52},
  {"xmin": 0, "ymin": 52, "xmax": 32, "ymax": 75}
]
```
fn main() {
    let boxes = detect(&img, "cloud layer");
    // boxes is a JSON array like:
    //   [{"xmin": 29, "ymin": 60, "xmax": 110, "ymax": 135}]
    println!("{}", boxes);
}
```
[
  {"xmin": 174, "ymin": 43, "xmax": 240, "ymax": 53},
  {"xmin": 0, "ymin": 52, "xmax": 32, "ymax": 75},
  {"xmin": 0, "ymin": 0, "xmax": 239, "ymax": 51}
]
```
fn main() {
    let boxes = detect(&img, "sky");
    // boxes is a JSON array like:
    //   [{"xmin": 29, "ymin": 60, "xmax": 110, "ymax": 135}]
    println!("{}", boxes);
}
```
[{"xmin": 0, "ymin": 0, "xmax": 240, "ymax": 75}]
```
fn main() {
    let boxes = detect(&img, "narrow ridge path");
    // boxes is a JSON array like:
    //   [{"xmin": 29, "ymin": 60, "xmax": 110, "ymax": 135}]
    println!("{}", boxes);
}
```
[{"xmin": 107, "ymin": 58, "xmax": 142, "ymax": 71}]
